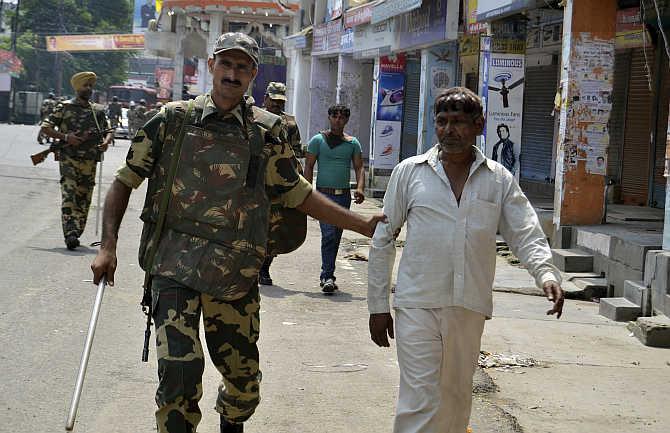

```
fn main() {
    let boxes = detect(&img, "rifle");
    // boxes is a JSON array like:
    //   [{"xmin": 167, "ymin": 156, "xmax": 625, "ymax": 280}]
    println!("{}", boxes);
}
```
[{"xmin": 30, "ymin": 128, "xmax": 114, "ymax": 166}]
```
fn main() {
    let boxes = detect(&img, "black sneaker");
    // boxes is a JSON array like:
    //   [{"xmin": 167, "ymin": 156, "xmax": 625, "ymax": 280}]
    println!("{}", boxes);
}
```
[
  {"xmin": 65, "ymin": 235, "xmax": 80, "ymax": 250},
  {"xmin": 321, "ymin": 278, "xmax": 338, "ymax": 295},
  {"xmin": 258, "ymin": 273, "xmax": 273, "ymax": 286},
  {"xmin": 221, "ymin": 415, "xmax": 243, "ymax": 433}
]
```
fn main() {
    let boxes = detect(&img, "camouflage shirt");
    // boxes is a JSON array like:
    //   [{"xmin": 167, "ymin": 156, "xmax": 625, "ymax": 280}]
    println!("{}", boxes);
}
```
[
  {"xmin": 41, "ymin": 98, "xmax": 110, "ymax": 159},
  {"xmin": 115, "ymin": 94, "xmax": 312, "ymax": 298},
  {"xmin": 281, "ymin": 112, "xmax": 303, "ymax": 158},
  {"xmin": 107, "ymin": 101, "xmax": 122, "ymax": 119}
]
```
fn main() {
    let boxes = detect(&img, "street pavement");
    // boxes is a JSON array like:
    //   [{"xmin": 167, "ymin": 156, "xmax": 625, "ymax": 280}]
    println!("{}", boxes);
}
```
[{"xmin": 1, "ymin": 124, "xmax": 669, "ymax": 433}]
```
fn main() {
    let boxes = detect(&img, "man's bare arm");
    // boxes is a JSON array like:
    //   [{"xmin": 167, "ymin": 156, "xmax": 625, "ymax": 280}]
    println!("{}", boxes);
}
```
[
  {"xmin": 304, "ymin": 152, "xmax": 317, "ymax": 184},
  {"xmin": 297, "ymin": 189, "xmax": 385, "ymax": 237},
  {"xmin": 91, "ymin": 179, "xmax": 132, "ymax": 285}
]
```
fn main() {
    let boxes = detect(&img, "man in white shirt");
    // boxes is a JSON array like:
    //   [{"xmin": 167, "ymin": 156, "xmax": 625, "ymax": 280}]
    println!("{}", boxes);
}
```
[{"xmin": 367, "ymin": 87, "xmax": 564, "ymax": 433}]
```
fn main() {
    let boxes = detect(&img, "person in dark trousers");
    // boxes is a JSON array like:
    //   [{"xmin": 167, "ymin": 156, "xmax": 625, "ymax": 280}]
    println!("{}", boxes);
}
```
[{"xmin": 304, "ymin": 104, "xmax": 365, "ymax": 294}]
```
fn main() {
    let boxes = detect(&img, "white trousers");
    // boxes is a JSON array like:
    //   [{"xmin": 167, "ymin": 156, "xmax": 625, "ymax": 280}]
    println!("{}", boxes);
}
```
[{"xmin": 393, "ymin": 307, "xmax": 486, "ymax": 433}]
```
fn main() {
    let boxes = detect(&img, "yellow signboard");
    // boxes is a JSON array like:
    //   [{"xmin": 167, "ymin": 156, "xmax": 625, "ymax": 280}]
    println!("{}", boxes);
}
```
[{"xmin": 45, "ymin": 34, "xmax": 145, "ymax": 52}]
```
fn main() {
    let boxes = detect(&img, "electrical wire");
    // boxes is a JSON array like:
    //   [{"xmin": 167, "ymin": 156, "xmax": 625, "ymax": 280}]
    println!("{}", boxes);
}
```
[
  {"xmin": 652, "ymin": 0, "xmax": 670, "ymax": 62},
  {"xmin": 642, "ymin": 0, "xmax": 653, "ymax": 92}
]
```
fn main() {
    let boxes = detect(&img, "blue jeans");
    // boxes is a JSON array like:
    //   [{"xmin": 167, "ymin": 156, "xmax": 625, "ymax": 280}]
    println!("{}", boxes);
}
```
[{"xmin": 319, "ymin": 192, "xmax": 352, "ymax": 282}]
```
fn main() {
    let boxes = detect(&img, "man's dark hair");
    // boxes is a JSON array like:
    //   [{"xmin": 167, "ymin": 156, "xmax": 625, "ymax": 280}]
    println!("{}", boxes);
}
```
[
  {"xmin": 328, "ymin": 104, "xmax": 350, "ymax": 117},
  {"xmin": 497, "ymin": 124, "xmax": 510, "ymax": 135},
  {"xmin": 434, "ymin": 87, "xmax": 483, "ymax": 119}
]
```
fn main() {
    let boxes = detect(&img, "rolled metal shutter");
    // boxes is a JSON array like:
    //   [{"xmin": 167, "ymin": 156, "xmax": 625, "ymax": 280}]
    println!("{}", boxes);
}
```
[
  {"xmin": 520, "ymin": 64, "xmax": 559, "ymax": 181},
  {"xmin": 608, "ymin": 51, "xmax": 631, "ymax": 185},
  {"xmin": 401, "ymin": 59, "xmax": 421, "ymax": 161},
  {"xmin": 621, "ymin": 50, "xmax": 654, "ymax": 206},
  {"xmin": 652, "ymin": 55, "xmax": 670, "ymax": 208}
]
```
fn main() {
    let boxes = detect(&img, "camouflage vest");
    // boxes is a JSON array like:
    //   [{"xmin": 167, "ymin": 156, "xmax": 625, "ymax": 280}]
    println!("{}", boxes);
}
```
[{"xmin": 138, "ymin": 95, "xmax": 279, "ymax": 300}]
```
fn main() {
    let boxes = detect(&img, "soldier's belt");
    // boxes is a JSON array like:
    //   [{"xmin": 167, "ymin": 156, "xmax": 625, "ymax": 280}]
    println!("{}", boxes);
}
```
[{"xmin": 317, "ymin": 187, "xmax": 350, "ymax": 195}]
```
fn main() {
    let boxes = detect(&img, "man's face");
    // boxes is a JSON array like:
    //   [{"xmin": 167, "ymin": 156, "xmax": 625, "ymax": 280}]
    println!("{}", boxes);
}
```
[
  {"xmin": 77, "ymin": 81, "xmax": 94, "ymax": 101},
  {"xmin": 435, "ymin": 109, "xmax": 483, "ymax": 154},
  {"xmin": 498, "ymin": 127, "xmax": 509, "ymax": 140},
  {"xmin": 208, "ymin": 50, "xmax": 257, "ymax": 102},
  {"xmin": 264, "ymin": 96, "xmax": 285, "ymax": 114},
  {"xmin": 329, "ymin": 111, "xmax": 349, "ymax": 130}
]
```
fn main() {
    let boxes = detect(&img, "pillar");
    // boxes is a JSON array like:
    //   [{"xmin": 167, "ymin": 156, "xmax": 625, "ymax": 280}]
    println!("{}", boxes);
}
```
[
  {"xmin": 553, "ymin": 0, "xmax": 617, "ymax": 236},
  {"xmin": 172, "ymin": 13, "xmax": 185, "ymax": 101},
  {"xmin": 204, "ymin": 11, "xmax": 224, "ymax": 94}
]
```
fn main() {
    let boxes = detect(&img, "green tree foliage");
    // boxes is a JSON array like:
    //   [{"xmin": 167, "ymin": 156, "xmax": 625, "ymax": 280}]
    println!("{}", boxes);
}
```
[{"xmin": 2, "ymin": 0, "xmax": 134, "ymax": 94}]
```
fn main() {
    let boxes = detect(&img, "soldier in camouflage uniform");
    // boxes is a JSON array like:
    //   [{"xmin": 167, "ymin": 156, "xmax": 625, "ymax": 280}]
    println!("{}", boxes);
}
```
[
  {"xmin": 91, "ymin": 33, "xmax": 383, "ymax": 433},
  {"xmin": 37, "ymin": 92, "xmax": 57, "ymax": 144},
  {"xmin": 258, "ymin": 81, "xmax": 304, "ymax": 286},
  {"xmin": 127, "ymin": 100, "xmax": 138, "ymax": 136},
  {"xmin": 136, "ymin": 98, "xmax": 149, "ymax": 126},
  {"xmin": 107, "ymin": 96, "xmax": 123, "ymax": 129},
  {"xmin": 40, "ymin": 72, "xmax": 113, "ymax": 250}
]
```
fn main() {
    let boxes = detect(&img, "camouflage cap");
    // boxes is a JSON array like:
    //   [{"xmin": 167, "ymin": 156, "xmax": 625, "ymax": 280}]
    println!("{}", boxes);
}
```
[
  {"xmin": 212, "ymin": 32, "xmax": 259, "ymax": 65},
  {"xmin": 266, "ymin": 82, "xmax": 287, "ymax": 101}
]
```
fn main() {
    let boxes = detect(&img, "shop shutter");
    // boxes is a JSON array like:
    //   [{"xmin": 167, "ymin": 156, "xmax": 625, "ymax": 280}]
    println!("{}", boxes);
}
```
[
  {"xmin": 401, "ymin": 59, "xmax": 421, "ymax": 161},
  {"xmin": 520, "ymin": 64, "xmax": 559, "ymax": 181},
  {"xmin": 652, "ymin": 54, "xmax": 670, "ymax": 208},
  {"xmin": 608, "ymin": 51, "xmax": 631, "ymax": 185},
  {"xmin": 621, "ymin": 50, "xmax": 654, "ymax": 206}
]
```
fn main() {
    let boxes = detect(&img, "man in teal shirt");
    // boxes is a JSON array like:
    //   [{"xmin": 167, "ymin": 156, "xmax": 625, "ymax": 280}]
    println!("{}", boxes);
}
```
[{"xmin": 304, "ymin": 104, "xmax": 366, "ymax": 294}]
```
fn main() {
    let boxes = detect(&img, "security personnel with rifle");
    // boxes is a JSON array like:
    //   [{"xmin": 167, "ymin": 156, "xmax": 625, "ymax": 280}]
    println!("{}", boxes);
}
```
[
  {"xmin": 40, "ymin": 71, "xmax": 113, "ymax": 250},
  {"xmin": 90, "ymin": 33, "xmax": 384, "ymax": 433}
]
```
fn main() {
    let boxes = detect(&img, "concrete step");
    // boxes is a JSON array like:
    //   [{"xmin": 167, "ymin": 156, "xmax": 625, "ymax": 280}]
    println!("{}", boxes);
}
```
[
  {"xmin": 599, "ymin": 297, "xmax": 641, "ymax": 322},
  {"xmin": 566, "ymin": 277, "xmax": 608, "ymax": 300},
  {"xmin": 623, "ymin": 280, "xmax": 652, "ymax": 316},
  {"xmin": 627, "ymin": 315, "xmax": 670, "ymax": 348},
  {"xmin": 552, "ymin": 248, "xmax": 594, "ymax": 273}
]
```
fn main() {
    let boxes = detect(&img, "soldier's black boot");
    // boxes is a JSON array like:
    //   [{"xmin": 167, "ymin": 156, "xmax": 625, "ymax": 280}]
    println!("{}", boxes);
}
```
[
  {"xmin": 65, "ymin": 235, "xmax": 80, "ymax": 250},
  {"xmin": 220, "ymin": 415, "xmax": 243, "ymax": 433},
  {"xmin": 258, "ymin": 256, "xmax": 273, "ymax": 286}
]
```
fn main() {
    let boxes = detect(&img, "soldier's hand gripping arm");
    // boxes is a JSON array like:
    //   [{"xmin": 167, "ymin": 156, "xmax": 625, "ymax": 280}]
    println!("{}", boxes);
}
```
[
  {"xmin": 297, "ymin": 191, "xmax": 386, "ymax": 238},
  {"xmin": 91, "ymin": 179, "xmax": 132, "ymax": 286}
]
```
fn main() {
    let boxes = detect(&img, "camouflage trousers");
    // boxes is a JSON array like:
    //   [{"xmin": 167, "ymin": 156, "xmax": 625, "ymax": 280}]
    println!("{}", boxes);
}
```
[
  {"xmin": 59, "ymin": 155, "xmax": 97, "ymax": 239},
  {"xmin": 151, "ymin": 276, "xmax": 261, "ymax": 433}
]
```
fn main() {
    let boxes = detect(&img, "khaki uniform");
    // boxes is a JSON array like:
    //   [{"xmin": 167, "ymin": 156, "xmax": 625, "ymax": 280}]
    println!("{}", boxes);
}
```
[
  {"xmin": 281, "ymin": 112, "xmax": 303, "ymax": 158},
  {"xmin": 107, "ymin": 101, "xmax": 122, "ymax": 128},
  {"xmin": 115, "ymin": 94, "xmax": 311, "ymax": 433},
  {"xmin": 40, "ymin": 99, "xmax": 109, "ymax": 239}
]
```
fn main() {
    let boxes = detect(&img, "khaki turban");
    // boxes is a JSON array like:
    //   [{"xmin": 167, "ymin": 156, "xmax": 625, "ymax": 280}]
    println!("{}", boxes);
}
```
[{"xmin": 70, "ymin": 71, "xmax": 97, "ymax": 91}]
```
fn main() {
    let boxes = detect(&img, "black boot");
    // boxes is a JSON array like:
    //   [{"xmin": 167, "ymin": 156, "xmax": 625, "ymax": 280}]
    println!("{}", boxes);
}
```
[
  {"xmin": 65, "ymin": 235, "xmax": 80, "ymax": 250},
  {"xmin": 220, "ymin": 415, "xmax": 243, "ymax": 433},
  {"xmin": 258, "ymin": 256, "xmax": 274, "ymax": 286}
]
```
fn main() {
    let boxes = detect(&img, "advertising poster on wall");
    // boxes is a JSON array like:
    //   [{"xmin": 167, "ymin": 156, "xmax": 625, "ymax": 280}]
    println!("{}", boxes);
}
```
[
  {"xmin": 480, "ymin": 38, "xmax": 525, "ymax": 178},
  {"xmin": 374, "ymin": 54, "xmax": 406, "ymax": 169},
  {"xmin": 420, "ymin": 43, "xmax": 457, "ymax": 152},
  {"xmin": 134, "ymin": 0, "xmax": 161, "ymax": 34}
]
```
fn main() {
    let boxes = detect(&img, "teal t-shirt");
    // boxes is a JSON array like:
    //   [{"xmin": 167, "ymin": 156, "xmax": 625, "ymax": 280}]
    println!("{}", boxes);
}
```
[{"xmin": 307, "ymin": 132, "xmax": 362, "ymax": 189}]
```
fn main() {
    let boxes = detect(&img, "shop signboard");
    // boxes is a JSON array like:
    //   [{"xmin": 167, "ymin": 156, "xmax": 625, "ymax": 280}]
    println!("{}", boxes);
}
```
[
  {"xmin": 466, "ymin": 0, "xmax": 488, "ymax": 34},
  {"xmin": 397, "ymin": 0, "xmax": 459, "ymax": 51},
  {"xmin": 45, "ymin": 34, "xmax": 145, "ymax": 52},
  {"xmin": 312, "ymin": 18, "xmax": 343, "ymax": 56},
  {"xmin": 476, "ymin": 0, "xmax": 536, "ymax": 21},
  {"xmin": 352, "ymin": 19, "xmax": 396, "ymax": 59},
  {"xmin": 374, "ymin": 54, "xmax": 406, "ymax": 169},
  {"xmin": 479, "ymin": 36, "xmax": 525, "ymax": 179},
  {"xmin": 341, "ymin": 28, "xmax": 355, "ymax": 53},
  {"xmin": 616, "ymin": 7, "xmax": 649, "ymax": 49},
  {"xmin": 344, "ymin": 1, "xmax": 375, "ymax": 28},
  {"xmin": 371, "ymin": 0, "xmax": 422, "ymax": 24}
]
